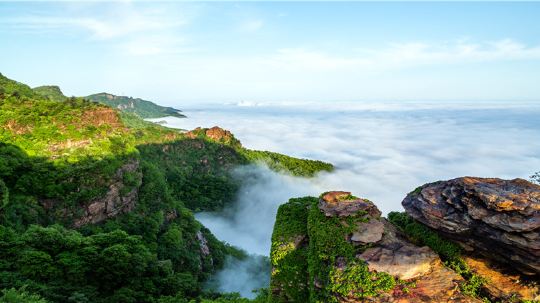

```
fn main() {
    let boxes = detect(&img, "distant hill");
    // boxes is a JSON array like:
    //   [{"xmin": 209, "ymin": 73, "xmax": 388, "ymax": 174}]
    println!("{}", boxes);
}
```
[
  {"xmin": 0, "ymin": 72, "xmax": 38, "ymax": 98},
  {"xmin": 86, "ymin": 92, "xmax": 186, "ymax": 119},
  {"xmin": 33, "ymin": 85, "xmax": 68, "ymax": 102},
  {"xmin": 0, "ymin": 72, "xmax": 333, "ymax": 302}
]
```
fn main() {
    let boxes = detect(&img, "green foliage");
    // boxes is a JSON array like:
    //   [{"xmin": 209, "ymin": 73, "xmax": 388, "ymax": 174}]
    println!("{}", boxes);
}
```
[
  {"xmin": 328, "ymin": 260, "xmax": 395, "ymax": 300},
  {"xmin": 241, "ymin": 149, "xmax": 333, "ymax": 178},
  {"xmin": 0, "ymin": 74, "xmax": 335, "ymax": 302},
  {"xmin": 0, "ymin": 287, "xmax": 48, "ymax": 303},
  {"xmin": 307, "ymin": 199, "xmax": 395, "ymax": 302},
  {"xmin": 85, "ymin": 93, "xmax": 186, "ymax": 119},
  {"xmin": 0, "ymin": 93, "xmax": 136, "ymax": 160},
  {"xmin": 32, "ymin": 86, "xmax": 68, "ymax": 102},
  {"xmin": 0, "ymin": 73, "xmax": 37, "ymax": 99},
  {"xmin": 0, "ymin": 225, "xmax": 181, "ymax": 302},
  {"xmin": 0, "ymin": 179, "xmax": 8, "ymax": 209},
  {"xmin": 269, "ymin": 197, "xmax": 315, "ymax": 302},
  {"xmin": 387, "ymin": 212, "xmax": 461, "ymax": 261},
  {"xmin": 387, "ymin": 212, "xmax": 488, "ymax": 299},
  {"xmin": 137, "ymin": 140, "xmax": 244, "ymax": 212}
]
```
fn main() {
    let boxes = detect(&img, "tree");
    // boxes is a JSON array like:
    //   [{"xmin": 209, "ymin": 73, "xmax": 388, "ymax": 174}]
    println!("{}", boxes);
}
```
[{"xmin": 0, "ymin": 288, "xmax": 48, "ymax": 303}]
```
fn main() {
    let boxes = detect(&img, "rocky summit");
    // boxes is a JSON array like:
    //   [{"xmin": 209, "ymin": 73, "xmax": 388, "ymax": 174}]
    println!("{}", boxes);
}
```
[
  {"xmin": 269, "ymin": 186, "xmax": 540, "ymax": 303},
  {"xmin": 402, "ymin": 177, "xmax": 540, "ymax": 275},
  {"xmin": 269, "ymin": 192, "xmax": 485, "ymax": 303}
]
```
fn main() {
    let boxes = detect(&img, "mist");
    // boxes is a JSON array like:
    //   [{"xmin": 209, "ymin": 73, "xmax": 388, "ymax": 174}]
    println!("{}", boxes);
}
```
[{"xmin": 159, "ymin": 101, "xmax": 540, "ymax": 297}]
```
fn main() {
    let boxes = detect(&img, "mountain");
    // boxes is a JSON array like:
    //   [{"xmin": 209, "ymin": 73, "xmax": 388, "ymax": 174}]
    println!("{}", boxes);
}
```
[
  {"xmin": 86, "ymin": 92, "xmax": 187, "ymax": 119},
  {"xmin": 269, "ymin": 184, "xmax": 539, "ymax": 302},
  {"xmin": 32, "ymin": 85, "xmax": 68, "ymax": 102},
  {"xmin": 0, "ymin": 72, "xmax": 38, "ymax": 98},
  {"xmin": 0, "ymin": 73, "xmax": 333, "ymax": 303}
]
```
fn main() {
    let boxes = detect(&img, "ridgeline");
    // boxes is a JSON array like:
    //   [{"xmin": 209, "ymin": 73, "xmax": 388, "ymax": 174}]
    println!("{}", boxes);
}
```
[{"xmin": 0, "ymin": 72, "xmax": 333, "ymax": 303}]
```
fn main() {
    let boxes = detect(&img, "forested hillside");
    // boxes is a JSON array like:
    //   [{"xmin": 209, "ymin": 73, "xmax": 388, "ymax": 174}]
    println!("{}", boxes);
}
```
[
  {"xmin": 0, "ymin": 73, "xmax": 333, "ymax": 303},
  {"xmin": 86, "ymin": 93, "xmax": 187, "ymax": 119}
]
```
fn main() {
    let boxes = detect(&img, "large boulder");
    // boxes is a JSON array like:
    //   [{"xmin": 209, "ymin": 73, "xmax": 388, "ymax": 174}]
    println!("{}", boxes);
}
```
[
  {"xmin": 402, "ymin": 177, "xmax": 540, "ymax": 275},
  {"xmin": 319, "ymin": 191, "xmax": 381, "ymax": 217},
  {"xmin": 317, "ymin": 191, "xmax": 480, "ymax": 302}
]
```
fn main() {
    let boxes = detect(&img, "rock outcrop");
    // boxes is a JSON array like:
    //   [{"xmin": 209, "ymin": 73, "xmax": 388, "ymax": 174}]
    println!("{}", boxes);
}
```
[
  {"xmin": 319, "ymin": 191, "xmax": 381, "ymax": 217},
  {"xmin": 72, "ymin": 159, "xmax": 142, "ymax": 227},
  {"xmin": 269, "ymin": 192, "xmax": 483, "ymax": 303},
  {"xmin": 402, "ymin": 177, "xmax": 540, "ymax": 275},
  {"xmin": 463, "ymin": 255, "xmax": 540, "ymax": 301},
  {"xmin": 185, "ymin": 126, "xmax": 241, "ymax": 148}
]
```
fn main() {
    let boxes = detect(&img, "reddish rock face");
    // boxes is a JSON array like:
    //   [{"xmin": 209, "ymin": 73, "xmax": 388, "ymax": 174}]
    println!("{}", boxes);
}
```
[
  {"xmin": 185, "ymin": 126, "xmax": 241, "ymax": 147},
  {"xmin": 319, "ymin": 191, "xmax": 381, "ymax": 217},
  {"xmin": 463, "ymin": 255, "xmax": 540, "ymax": 301},
  {"xmin": 402, "ymin": 177, "xmax": 540, "ymax": 275},
  {"xmin": 81, "ymin": 107, "xmax": 123, "ymax": 129},
  {"xmin": 317, "ymin": 191, "xmax": 482, "ymax": 302}
]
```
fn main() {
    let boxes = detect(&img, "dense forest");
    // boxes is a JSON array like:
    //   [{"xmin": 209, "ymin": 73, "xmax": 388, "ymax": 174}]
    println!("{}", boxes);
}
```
[{"xmin": 0, "ymin": 73, "xmax": 333, "ymax": 302}]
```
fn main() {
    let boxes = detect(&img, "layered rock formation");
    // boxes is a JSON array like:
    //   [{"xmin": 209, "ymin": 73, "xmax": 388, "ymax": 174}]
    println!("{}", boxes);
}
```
[
  {"xmin": 269, "ymin": 192, "xmax": 483, "ymax": 303},
  {"xmin": 402, "ymin": 177, "xmax": 540, "ymax": 275}
]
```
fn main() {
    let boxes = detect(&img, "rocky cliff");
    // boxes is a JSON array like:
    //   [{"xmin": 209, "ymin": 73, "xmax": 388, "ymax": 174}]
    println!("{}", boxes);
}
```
[
  {"xmin": 402, "ymin": 177, "xmax": 540, "ymax": 275},
  {"xmin": 270, "ymin": 181, "xmax": 540, "ymax": 302}
]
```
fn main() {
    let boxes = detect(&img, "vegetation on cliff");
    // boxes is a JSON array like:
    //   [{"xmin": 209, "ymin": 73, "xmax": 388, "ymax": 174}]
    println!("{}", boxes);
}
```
[
  {"xmin": 306, "ymin": 199, "xmax": 395, "ymax": 302},
  {"xmin": 0, "ymin": 74, "xmax": 333, "ymax": 302},
  {"xmin": 387, "ymin": 212, "xmax": 487, "ymax": 298},
  {"xmin": 86, "ymin": 93, "xmax": 187, "ymax": 119},
  {"xmin": 32, "ymin": 86, "xmax": 68, "ymax": 102},
  {"xmin": 269, "ymin": 197, "xmax": 315, "ymax": 302},
  {"xmin": 269, "ymin": 196, "xmax": 397, "ymax": 303}
]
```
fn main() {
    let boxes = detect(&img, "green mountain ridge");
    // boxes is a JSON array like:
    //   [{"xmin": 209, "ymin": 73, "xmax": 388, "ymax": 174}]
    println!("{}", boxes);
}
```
[
  {"xmin": 32, "ymin": 86, "xmax": 68, "ymax": 102},
  {"xmin": 0, "ymin": 73, "xmax": 333, "ymax": 303},
  {"xmin": 86, "ymin": 92, "xmax": 187, "ymax": 119}
]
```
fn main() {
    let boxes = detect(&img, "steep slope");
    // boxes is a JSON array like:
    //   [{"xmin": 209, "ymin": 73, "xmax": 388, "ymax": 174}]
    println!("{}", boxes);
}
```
[
  {"xmin": 0, "ymin": 74, "xmax": 333, "ymax": 302},
  {"xmin": 86, "ymin": 92, "xmax": 186, "ymax": 119},
  {"xmin": 0, "ymin": 72, "xmax": 38, "ymax": 98},
  {"xmin": 269, "ymin": 186, "xmax": 539, "ymax": 303},
  {"xmin": 32, "ymin": 85, "xmax": 68, "ymax": 102}
]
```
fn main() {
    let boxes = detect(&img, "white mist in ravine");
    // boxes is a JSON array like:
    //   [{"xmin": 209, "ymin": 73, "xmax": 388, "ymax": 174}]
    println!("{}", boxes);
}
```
[{"xmin": 157, "ymin": 101, "xmax": 540, "ymax": 297}]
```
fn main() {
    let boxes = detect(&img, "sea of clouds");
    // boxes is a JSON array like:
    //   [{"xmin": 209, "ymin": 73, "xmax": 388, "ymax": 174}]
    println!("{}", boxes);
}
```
[{"xmin": 152, "ymin": 101, "xmax": 540, "ymax": 297}]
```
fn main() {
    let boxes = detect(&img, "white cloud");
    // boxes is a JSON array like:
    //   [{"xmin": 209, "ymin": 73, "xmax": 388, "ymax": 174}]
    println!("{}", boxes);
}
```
[
  {"xmin": 1, "ymin": 2, "xmax": 191, "ymax": 56},
  {"xmin": 266, "ymin": 39, "xmax": 540, "ymax": 72},
  {"xmin": 3, "ymin": 10, "xmax": 186, "ymax": 40},
  {"xmin": 173, "ymin": 102, "xmax": 540, "ymax": 295}
]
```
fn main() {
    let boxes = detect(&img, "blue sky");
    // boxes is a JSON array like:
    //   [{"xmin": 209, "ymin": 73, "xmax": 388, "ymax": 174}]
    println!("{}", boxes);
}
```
[{"xmin": 1, "ymin": 1, "xmax": 540, "ymax": 105}]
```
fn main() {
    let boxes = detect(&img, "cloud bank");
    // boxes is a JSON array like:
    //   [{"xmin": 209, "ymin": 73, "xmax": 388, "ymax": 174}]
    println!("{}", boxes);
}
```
[{"xmin": 167, "ymin": 101, "xmax": 540, "ymax": 296}]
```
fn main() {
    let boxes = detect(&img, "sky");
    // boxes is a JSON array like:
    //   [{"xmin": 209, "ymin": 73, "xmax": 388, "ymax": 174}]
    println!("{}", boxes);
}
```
[{"xmin": 1, "ymin": 1, "xmax": 540, "ymax": 104}]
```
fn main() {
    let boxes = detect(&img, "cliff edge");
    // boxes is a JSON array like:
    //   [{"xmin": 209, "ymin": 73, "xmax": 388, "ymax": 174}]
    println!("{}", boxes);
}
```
[{"xmin": 269, "ymin": 179, "xmax": 540, "ymax": 302}]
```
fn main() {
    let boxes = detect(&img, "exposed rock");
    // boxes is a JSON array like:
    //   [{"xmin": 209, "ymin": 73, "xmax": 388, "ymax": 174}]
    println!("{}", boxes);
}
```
[
  {"xmin": 358, "ymin": 244, "xmax": 438, "ymax": 280},
  {"xmin": 81, "ymin": 107, "xmax": 123, "ymax": 129},
  {"xmin": 72, "ymin": 159, "xmax": 141, "ymax": 227},
  {"xmin": 463, "ymin": 255, "xmax": 540, "ymax": 301},
  {"xmin": 3, "ymin": 119, "xmax": 32, "ymax": 135},
  {"xmin": 197, "ymin": 230, "xmax": 211, "ymax": 257},
  {"xmin": 185, "ymin": 126, "xmax": 241, "ymax": 147},
  {"xmin": 319, "ymin": 191, "xmax": 381, "ymax": 217},
  {"xmin": 351, "ymin": 219, "xmax": 384, "ymax": 244},
  {"xmin": 375, "ymin": 265, "xmax": 482, "ymax": 303},
  {"xmin": 319, "ymin": 192, "xmax": 481, "ymax": 303},
  {"xmin": 319, "ymin": 191, "xmax": 479, "ymax": 302},
  {"xmin": 402, "ymin": 177, "xmax": 540, "ymax": 275},
  {"xmin": 355, "ymin": 219, "xmax": 439, "ymax": 280}
]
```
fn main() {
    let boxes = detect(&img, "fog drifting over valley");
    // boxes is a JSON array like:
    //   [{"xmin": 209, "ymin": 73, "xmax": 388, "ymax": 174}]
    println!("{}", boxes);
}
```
[{"xmin": 153, "ymin": 101, "xmax": 540, "ymax": 297}]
